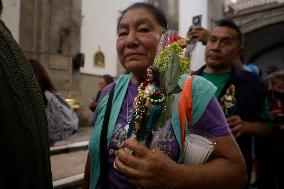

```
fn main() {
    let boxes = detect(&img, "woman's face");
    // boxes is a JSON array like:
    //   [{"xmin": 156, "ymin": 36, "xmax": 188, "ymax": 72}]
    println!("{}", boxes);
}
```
[{"xmin": 116, "ymin": 8, "xmax": 164, "ymax": 76}]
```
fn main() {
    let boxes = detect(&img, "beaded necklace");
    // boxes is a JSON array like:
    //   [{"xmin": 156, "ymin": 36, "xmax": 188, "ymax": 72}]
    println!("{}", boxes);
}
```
[
  {"xmin": 138, "ymin": 82, "xmax": 165, "ymax": 104},
  {"xmin": 127, "ymin": 82, "xmax": 165, "ymax": 141},
  {"xmin": 125, "ymin": 89, "xmax": 134, "ymax": 125}
]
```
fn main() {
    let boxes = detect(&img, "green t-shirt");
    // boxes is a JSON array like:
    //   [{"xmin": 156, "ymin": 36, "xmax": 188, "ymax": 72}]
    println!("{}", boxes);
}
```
[
  {"xmin": 202, "ymin": 72, "xmax": 230, "ymax": 98},
  {"xmin": 202, "ymin": 72, "xmax": 272, "ymax": 127}
]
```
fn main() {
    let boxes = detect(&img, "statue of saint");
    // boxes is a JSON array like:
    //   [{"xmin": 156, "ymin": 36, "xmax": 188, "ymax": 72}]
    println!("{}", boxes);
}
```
[
  {"xmin": 220, "ymin": 84, "xmax": 236, "ymax": 117},
  {"xmin": 128, "ymin": 66, "xmax": 165, "ymax": 147}
]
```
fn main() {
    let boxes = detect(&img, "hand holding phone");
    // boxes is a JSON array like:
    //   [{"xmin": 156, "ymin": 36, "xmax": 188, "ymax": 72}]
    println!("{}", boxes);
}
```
[{"xmin": 187, "ymin": 15, "xmax": 209, "ymax": 45}]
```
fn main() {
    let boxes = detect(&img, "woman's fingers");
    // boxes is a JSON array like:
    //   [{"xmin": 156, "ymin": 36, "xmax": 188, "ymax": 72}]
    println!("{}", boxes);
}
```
[
  {"xmin": 123, "ymin": 139, "xmax": 149, "ymax": 158},
  {"xmin": 114, "ymin": 156, "xmax": 140, "ymax": 178},
  {"xmin": 116, "ymin": 146, "xmax": 140, "ymax": 168}
]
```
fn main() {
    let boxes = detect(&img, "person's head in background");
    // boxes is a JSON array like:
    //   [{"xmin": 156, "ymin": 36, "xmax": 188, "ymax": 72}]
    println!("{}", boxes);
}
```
[
  {"xmin": 116, "ymin": 2, "xmax": 167, "ymax": 83},
  {"xmin": 205, "ymin": 19, "xmax": 244, "ymax": 73},
  {"xmin": 98, "ymin": 74, "xmax": 114, "ymax": 91},
  {"xmin": 267, "ymin": 70, "xmax": 284, "ymax": 92},
  {"xmin": 29, "ymin": 59, "xmax": 56, "ymax": 96}
]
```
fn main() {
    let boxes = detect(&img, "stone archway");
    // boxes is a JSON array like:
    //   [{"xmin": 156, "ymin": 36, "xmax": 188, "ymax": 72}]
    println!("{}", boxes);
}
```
[{"xmin": 228, "ymin": 4, "xmax": 284, "ymax": 75}]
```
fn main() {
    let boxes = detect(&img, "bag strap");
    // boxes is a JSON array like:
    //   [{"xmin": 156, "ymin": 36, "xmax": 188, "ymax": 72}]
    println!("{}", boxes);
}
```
[
  {"xmin": 100, "ymin": 83, "xmax": 116, "ymax": 189},
  {"xmin": 178, "ymin": 75, "xmax": 195, "ymax": 152}
]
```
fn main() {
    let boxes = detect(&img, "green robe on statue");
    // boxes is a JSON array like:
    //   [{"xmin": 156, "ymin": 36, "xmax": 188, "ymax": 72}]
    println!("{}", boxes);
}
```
[{"xmin": 0, "ymin": 20, "xmax": 52, "ymax": 189}]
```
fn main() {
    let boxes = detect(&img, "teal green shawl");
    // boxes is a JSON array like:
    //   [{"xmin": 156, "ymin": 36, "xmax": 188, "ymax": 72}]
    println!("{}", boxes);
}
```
[{"xmin": 89, "ymin": 74, "xmax": 216, "ymax": 188}]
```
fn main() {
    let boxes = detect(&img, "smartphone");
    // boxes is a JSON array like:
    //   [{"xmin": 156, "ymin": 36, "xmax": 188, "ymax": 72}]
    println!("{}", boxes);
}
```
[{"xmin": 192, "ymin": 15, "xmax": 202, "ymax": 26}]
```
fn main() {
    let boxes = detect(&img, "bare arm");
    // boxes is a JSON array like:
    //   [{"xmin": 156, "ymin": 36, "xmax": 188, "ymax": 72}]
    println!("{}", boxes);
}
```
[
  {"xmin": 115, "ymin": 135, "xmax": 246, "ymax": 189},
  {"xmin": 82, "ymin": 153, "xmax": 91, "ymax": 189}
]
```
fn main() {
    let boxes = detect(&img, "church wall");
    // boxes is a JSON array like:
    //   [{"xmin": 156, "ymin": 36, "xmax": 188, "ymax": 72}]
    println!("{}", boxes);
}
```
[{"xmin": 1, "ymin": 0, "xmax": 20, "ymax": 41}]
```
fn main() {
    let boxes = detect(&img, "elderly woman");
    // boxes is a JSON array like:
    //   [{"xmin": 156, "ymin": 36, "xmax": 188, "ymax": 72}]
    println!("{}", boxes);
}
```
[{"xmin": 83, "ymin": 3, "xmax": 246, "ymax": 189}]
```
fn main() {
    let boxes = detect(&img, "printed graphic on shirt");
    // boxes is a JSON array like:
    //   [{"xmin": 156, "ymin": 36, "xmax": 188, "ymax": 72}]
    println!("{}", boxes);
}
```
[{"xmin": 108, "ymin": 121, "xmax": 179, "ymax": 161}]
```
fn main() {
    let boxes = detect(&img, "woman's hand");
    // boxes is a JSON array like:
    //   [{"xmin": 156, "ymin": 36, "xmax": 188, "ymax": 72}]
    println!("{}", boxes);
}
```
[{"xmin": 114, "ymin": 139, "xmax": 178, "ymax": 189}]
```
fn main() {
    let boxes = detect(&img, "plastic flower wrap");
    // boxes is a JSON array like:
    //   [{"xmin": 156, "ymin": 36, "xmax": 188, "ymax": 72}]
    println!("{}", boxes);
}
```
[
  {"xmin": 154, "ymin": 30, "xmax": 191, "ymax": 95},
  {"xmin": 127, "ymin": 30, "xmax": 193, "ymax": 147},
  {"xmin": 151, "ymin": 30, "xmax": 193, "ymax": 132}
]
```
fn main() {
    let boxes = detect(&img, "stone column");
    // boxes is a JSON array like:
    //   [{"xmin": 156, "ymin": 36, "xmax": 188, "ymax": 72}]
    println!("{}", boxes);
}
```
[
  {"xmin": 207, "ymin": 0, "xmax": 225, "ymax": 30},
  {"xmin": 19, "ymin": 0, "xmax": 82, "ymax": 96}
]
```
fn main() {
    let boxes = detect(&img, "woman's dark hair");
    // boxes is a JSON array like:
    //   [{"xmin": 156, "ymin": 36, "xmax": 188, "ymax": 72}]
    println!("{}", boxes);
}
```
[
  {"xmin": 117, "ymin": 2, "xmax": 167, "ymax": 30},
  {"xmin": 216, "ymin": 19, "xmax": 243, "ymax": 47},
  {"xmin": 29, "ymin": 59, "xmax": 56, "ymax": 93},
  {"xmin": 102, "ymin": 74, "xmax": 114, "ymax": 85}
]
